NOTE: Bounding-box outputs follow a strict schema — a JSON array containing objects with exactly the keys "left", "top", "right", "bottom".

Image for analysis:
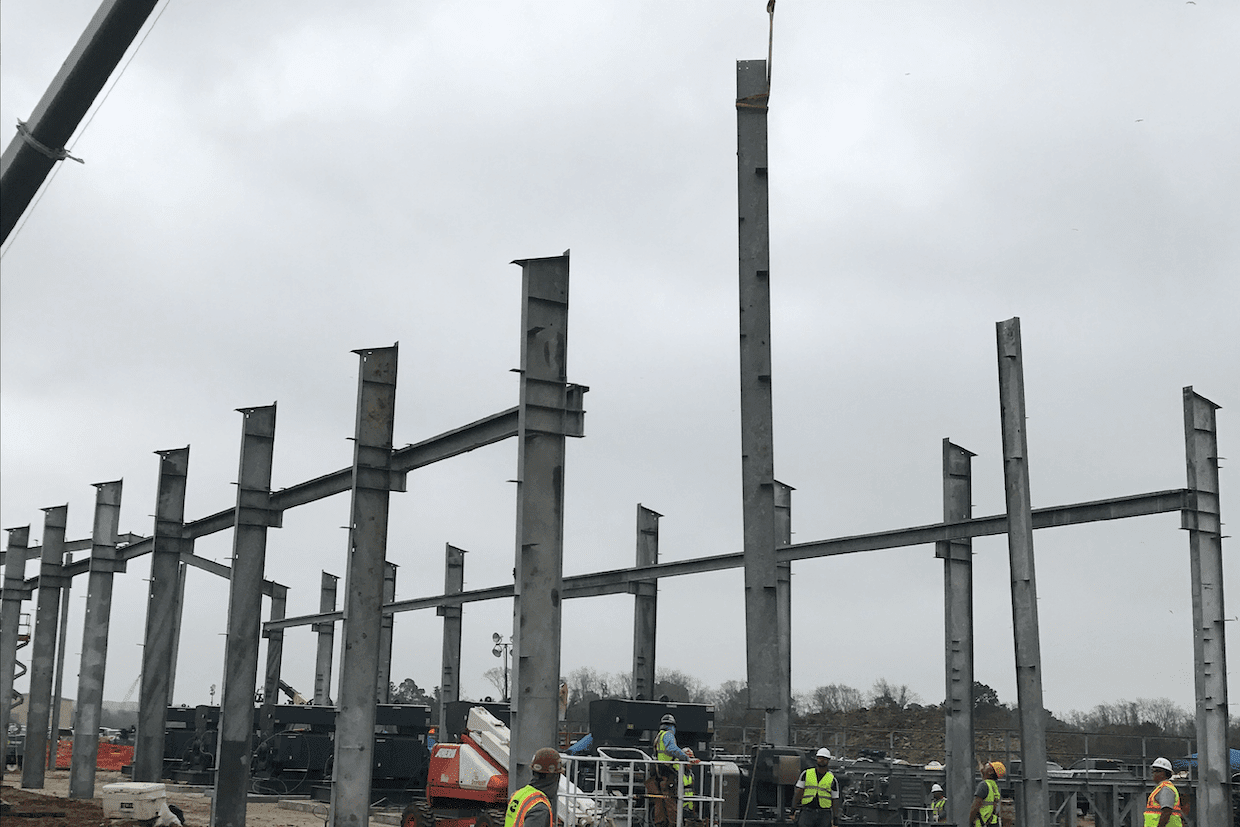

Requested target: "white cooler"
[{"left": 101, "top": 781, "right": 167, "bottom": 820}]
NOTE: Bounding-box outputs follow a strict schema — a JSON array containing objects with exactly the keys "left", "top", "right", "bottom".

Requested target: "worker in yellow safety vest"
[
  {"left": 792, "top": 748, "right": 839, "bottom": 827},
  {"left": 1144, "top": 757, "right": 1184, "bottom": 827},
  {"left": 930, "top": 783, "right": 946, "bottom": 822},
  {"left": 506, "top": 748, "right": 562, "bottom": 827},
  {"left": 968, "top": 761, "right": 1004, "bottom": 827},
  {"left": 649, "top": 714, "right": 699, "bottom": 827}
]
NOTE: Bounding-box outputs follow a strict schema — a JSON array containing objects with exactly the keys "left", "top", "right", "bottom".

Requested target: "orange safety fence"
[{"left": 52, "top": 739, "right": 135, "bottom": 771}]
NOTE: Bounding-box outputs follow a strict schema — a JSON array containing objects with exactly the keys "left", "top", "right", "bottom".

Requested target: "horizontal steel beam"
[
  {"left": 14, "top": 408, "right": 521, "bottom": 590},
  {"left": 264, "top": 488, "right": 1190, "bottom": 631}
]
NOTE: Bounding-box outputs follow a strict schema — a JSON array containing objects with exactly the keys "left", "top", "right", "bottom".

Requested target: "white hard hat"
[
  {"left": 815, "top": 748, "right": 831, "bottom": 760},
  {"left": 931, "top": 784, "right": 943, "bottom": 793},
  {"left": 1152, "top": 757, "right": 1173, "bottom": 773}
]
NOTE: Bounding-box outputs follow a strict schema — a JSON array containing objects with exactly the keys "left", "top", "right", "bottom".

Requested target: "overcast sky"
[{"left": 2, "top": 1, "right": 1236, "bottom": 726}]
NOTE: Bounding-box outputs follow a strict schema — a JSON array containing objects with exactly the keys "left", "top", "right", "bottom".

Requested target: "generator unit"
[{"left": 588, "top": 698, "right": 715, "bottom": 755}]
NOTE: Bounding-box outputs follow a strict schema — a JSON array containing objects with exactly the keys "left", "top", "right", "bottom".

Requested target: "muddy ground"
[{"left": 3, "top": 767, "right": 404, "bottom": 826}]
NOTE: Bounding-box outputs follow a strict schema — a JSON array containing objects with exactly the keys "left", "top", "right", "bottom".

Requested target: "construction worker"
[
  {"left": 649, "top": 714, "right": 698, "bottom": 827},
  {"left": 505, "top": 747, "right": 561, "bottom": 827},
  {"left": 930, "top": 783, "right": 946, "bottom": 822},
  {"left": 680, "top": 748, "right": 698, "bottom": 821},
  {"left": 967, "top": 761, "right": 1004, "bottom": 827},
  {"left": 792, "top": 748, "right": 839, "bottom": 827},
  {"left": 1144, "top": 757, "right": 1184, "bottom": 827}
]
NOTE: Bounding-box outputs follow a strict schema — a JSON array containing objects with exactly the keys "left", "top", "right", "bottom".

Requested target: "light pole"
[{"left": 491, "top": 633, "right": 512, "bottom": 702}]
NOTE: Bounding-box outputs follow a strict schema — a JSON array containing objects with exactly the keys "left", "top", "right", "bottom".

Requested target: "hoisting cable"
[{"left": 737, "top": 0, "right": 776, "bottom": 111}]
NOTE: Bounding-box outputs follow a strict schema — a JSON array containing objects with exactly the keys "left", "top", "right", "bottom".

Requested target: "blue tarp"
[{"left": 1174, "top": 749, "right": 1240, "bottom": 773}]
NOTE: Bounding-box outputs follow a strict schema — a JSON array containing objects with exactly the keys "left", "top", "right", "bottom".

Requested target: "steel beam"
[
  {"left": 22, "top": 504, "right": 67, "bottom": 789},
  {"left": 439, "top": 545, "right": 465, "bottom": 726},
  {"left": 134, "top": 447, "right": 190, "bottom": 782},
  {"left": 0, "top": 526, "right": 31, "bottom": 768},
  {"left": 69, "top": 480, "right": 123, "bottom": 799},
  {"left": 509, "top": 253, "right": 574, "bottom": 791},
  {"left": 1182, "top": 387, "right": 1230, "bottom": 825},
  {"left": 0, "top": 0, "right": 159, "bottom": 242},
  {"left": 769, "top": 481, "right": 793, "bottom": 746},
  {"left": 265, "top": 487, "right": 1194, "bottom": 632},
  {"left": 938, "top": 440, "right": 976, "bottom": 827},
  {"left": 214, "top": 404, "right": 278, "bottom": 826},
  {"left": 313, "top": 572, "right": 338, "bottom": 705},
  {"left": 332, "top": 345, "right": 399, "bottom": 827},
  {"left": 377, "top": 562, "right": 397, "bottom": 703},
  {"left": 995, "top": 318, "right": 1048, "bottom": 826},
  {"left": 736, "top": 59, "right": 781, "bottom": 716},
  {"left": 631, "top": 506, "right": 660, "bottom": 701}
]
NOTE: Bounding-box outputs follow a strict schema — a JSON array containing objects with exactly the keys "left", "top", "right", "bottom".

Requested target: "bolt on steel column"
[
  {"left": 736, "top": 60, "right": 783, "bottom": 723},
  {"left": 509, "top": 253, "right": 575, "bottom": 790},
  {"left": 213, "top": 405, "right": 278, "bottom": 827},
  {"left": 631, "top": 506, "right": 660, "bottom": 702},
  {"left": 1182, "top": 387, "right": 1230, "bottom": 826},
  {"left": 314, "top": 571, "right": 338, "bottom": 705},
  {"left": 938, "top": 440, "right": 976, "bottom": 827},
  {"left": 0, "top": 526, "right": 31, "bottom": 767},
  {"left": 332, "top": 345, "right": 399, "bottom": 827},
  {"left": 70, "top": 480, "right": 123, "bottom": 799},
  {"left": 22, "top": 504, "right": 68, "bottom": 789},
  {"left": 994, "top": 318, "right": 1048, "bottom": 826},
  {"left": 439, "top": 545, "right": 466, "bottom": 728},
  {"left": 134, "top": 446, "right": 190, "bottom": 783}
]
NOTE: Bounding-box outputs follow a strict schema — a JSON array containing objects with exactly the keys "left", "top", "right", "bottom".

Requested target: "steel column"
[
  {"left": 1182, "top": 387, "right": 1230, "bottom": 825},
  {"left": 509, "top": 253, "right": 575, "bottom": 790},
  {"left": 631, "top": 506, "right": 660, "bottom": 701},
  {"left": 213, "top": 404, "right": 278, "bottom": 827},
  {"left": 332, "top": 345, "right": 399, "bottom": 827},
  {"left": 995, "top": 318, "right": 1048, "bottom": 825},
  {"left": 736, "top": 59, "right": 781, "bottom": 718},
  {"left": 22, "top": 504, "right": 67, "bottom": 788},
  {"left": 263, "top": 584, "right": 287, "bottom": 710},
  {"left": 134, "top": 446, "right": 190, "bottom": 782},
  {"left": 1, "top": 526, "right": 31, "bottom": 767},
  {"left": 439, "top": 545, "right": 466, "bottom": 727},
  {"left": 938, "top": 440, "right": 976, "bottom": 826},
  {"left": 377, "top": 562, "right": 397, "bottom": 703},
  {"left": 314, "top": 572, "right": 338, "bottom": 705},
  {"left": 69, "top": 480, "right": 124, "bottom": 799},
  {"left": 0, "top": 0, "right": 159, "bottom": 242},
  {"left": 48, "top": 549, "right": 73, "bottom": 770},
  {"left": 168, "top": 559, "right": 187, "bottom": 701},
  {"left": 770, "top": 481, "right": 793, "bottom": 746}
]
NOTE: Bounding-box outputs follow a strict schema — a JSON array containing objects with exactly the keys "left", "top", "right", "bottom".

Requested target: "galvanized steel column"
[
  {"left": 994, "top": 318, "right": 1048, "bottom": 825},
  {"left": 631, "top": 506, "right": 660, "bottom": 701},
  {"left": 938, "top": 440, "right": 976, "bottom": 827},
  {"left": 263, "top": 584, "right": 287, "bottom": 710},
  {"left": 134, "top": 446, "right": 190, "bottom": 782},
  {"left": 377, "top": 562, "right": 397, "bottom": 703},
  {"left": 22, "top": 504, "right": 67, "bottom": 788},
  {"left": 1182, "top": 387, "right": 1230, "bottom": 825},
  {"left": 0, "top": 526, "right": 31, "bottom": 766},
  {"left": 332, "top": 345, "right": 399, "bottom": 827},
  {"left": 314, "top": 572, "right": 338, "bottom": 705},
  {"left": 69, "top": 480, "right": 124, "bottom": 799},
  {"left": 48, "top": 549, "right": 73, "bottom": 770},
  {"left": 213, "top": 404, "right": 278, "bottom": 826},
  {"left": 168, "top": 559, "right": 187, "bottom": 702},
  {"left": 510, "top": 253, "right": 573, "bottom": 789},
  {"left": 736, "top": 60, "right": 782, "bottom": 720},
  {"left": 770, "top": 481, "right": 793, "bottom": 746},
  {"left": 439, "top": 545, "right": 466, "bottom": 726}
]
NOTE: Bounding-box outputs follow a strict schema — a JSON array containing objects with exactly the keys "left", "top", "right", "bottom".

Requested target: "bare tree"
[
  {"left": 811, "top": 684, "right": 865, "bottom": 713},
  {"left": 869, "top": 678, "right": 920, "bottom": 709}
]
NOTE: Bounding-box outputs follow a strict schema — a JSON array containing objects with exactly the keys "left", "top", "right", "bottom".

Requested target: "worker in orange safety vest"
[{"left": 1143, "top": 757, "right": 1184, "bottom": 827}]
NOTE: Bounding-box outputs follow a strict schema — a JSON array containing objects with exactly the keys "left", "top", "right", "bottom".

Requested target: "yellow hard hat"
[{"left": 990, "top": 761, "right": 1006, "bottom": 779}]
